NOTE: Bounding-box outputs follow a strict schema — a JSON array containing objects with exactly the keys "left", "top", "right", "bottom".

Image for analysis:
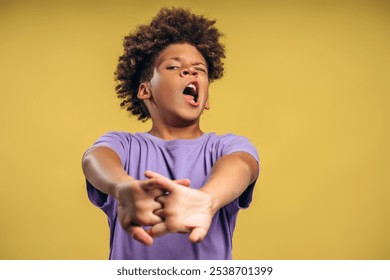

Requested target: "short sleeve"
[
  {"left": 218, "top": 134, "right": 260, "bottom": 210},
  {"left": 84, "top": 131, "right": 130, "bottom": 216},
  {"left": 86, "top": 131, "right": 130, "bottom": 166}
]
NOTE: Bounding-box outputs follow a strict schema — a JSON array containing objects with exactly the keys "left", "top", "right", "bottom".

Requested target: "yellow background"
[{"left": 1, "top": 0, "right": 389, "bottom": 259}]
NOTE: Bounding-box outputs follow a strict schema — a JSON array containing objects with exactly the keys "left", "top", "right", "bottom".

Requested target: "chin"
[{"left": 174, "top": 113, "right": 202, "bottom": 125}]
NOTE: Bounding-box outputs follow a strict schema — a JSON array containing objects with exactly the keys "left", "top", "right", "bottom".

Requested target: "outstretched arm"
[
  {"left": 146, "top": 151, "right": 259, "bottom": 242},
  {"left": 82, "top": 146, "right": 190, "bottom": 245},
  {"left": 200, "top": 151, "right": 259, "bottom": 216}
]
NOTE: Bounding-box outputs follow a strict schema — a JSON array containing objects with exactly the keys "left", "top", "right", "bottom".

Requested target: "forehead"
[{"left": 156, "top": 43, "right": 206, "bottom": 65}]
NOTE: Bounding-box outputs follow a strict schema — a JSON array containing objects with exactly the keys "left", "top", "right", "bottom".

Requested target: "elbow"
[
  {"left": 234, "top": 152, "right": 259, "bottom": 184},
  {"left": 81, "top": 149, "right": 94, "bottom": 176}
]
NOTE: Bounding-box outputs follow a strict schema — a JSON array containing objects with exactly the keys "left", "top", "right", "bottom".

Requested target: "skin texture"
[
  {"left": 138, "top": 43, "right": 210, "bottom": 139},
  {"left": 82, "top": 43, "right": 258, "bottom": 245}
]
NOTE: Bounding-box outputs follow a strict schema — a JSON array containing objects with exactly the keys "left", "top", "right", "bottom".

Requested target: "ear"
[
  {"left": 137, "top": 82, "right": 152, "bottom": 100},
  {"left": 205, "top": 99, "right": 210, "bottom": 110}
]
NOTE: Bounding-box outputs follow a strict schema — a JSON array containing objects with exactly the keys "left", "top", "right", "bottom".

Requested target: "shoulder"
[
  {"left": 94, "top": 131, "right": 147, "bottom": 144},
  {"left": 92, "top": 131, "right": 162, "bottom": 151},
  {"left": 205, "top": 132, "right": 254, "bottom": 146},
  {"left": 94, "top": 131, "right": 131, "bottom": 141},
  {"left": 205, "top": 132, "right": 259, "bottom": 160},
  {"left": 90, "top": 131, "right": 151, "bottom": 165},
  {"left": 90, "top": 131, "right": 141, "bottom": 153}
]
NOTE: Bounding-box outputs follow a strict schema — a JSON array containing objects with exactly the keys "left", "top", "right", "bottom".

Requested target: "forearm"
[
  {"left": 82, "top": 146, "right": 132, "bottom": 198},
  {"left": 200, "top": 152, "right": 259, "bottom": 215}
]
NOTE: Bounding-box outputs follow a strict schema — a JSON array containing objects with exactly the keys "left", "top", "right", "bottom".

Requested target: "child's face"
[{"left": 141, "top": 43, "right": 210, "bottom": 125}]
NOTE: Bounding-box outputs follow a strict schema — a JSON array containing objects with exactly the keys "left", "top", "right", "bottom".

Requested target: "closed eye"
[
  {"left": 167, "top": 65, "right": 180, "bottom": 70},
  {"left": 195, "top": 67, "right": 207, "bottom": 73}
]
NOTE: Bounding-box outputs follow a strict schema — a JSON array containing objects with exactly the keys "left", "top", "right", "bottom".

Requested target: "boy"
[{"left": 82, "top": 7, "right": 259, "bottom": 260}]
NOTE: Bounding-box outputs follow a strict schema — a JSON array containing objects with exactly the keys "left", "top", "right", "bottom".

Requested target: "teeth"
[
  {"left": 183, "top": 83, "right": 198, "bottom": 103},
  {"left": 186, "top": 83, "right": 196, "bottom": 90}
]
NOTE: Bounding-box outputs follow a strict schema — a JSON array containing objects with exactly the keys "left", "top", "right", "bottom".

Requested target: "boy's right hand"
[{"left": 115, "top": 179, "right": 164, "bottom": 245}]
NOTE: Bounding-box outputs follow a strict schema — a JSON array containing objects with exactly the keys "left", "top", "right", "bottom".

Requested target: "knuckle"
[
  {"left": 134, "top": 213, "right": 145, "bottom": 224},
  {"left": 166, "top": 218, "right": 181, "bottom": 232},
  {"left": 134, "top": 213, "right": 152, "bottom": 226},
  {"left": 121, "top": 216, "right": 132, "bottom": 229}
]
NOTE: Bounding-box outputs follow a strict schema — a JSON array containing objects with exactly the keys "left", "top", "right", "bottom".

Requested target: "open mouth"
[{"left": 182, "top": 83, "right": 198, "bottom": 103}]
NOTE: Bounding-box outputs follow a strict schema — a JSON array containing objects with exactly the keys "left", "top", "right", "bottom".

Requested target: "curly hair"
[{"left": 115, "top": 7, "right": 226, "bottom": 121}]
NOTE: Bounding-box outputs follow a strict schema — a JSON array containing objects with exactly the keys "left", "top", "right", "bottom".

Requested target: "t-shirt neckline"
[{"left": 138, "top": 132, "right": 211, "bottom": 146}]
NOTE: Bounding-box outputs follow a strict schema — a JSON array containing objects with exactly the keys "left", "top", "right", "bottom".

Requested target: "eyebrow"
[{"left": 168, "top": 57, "right": 207, "bottom": 67}]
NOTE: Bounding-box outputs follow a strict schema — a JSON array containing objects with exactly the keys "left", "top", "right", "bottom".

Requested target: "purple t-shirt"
[{"left": 86, "top": 131, "right": 259, "bottom": 260}]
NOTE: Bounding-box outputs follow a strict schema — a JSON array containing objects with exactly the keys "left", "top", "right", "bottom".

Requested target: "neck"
[{"left": 148, "top": 122, "right": 204, "bottom": 140}]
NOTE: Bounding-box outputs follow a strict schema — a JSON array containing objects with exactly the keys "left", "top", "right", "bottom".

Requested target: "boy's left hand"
[{"left": 144, "top": 170, "right": 213, "bottom": 243}]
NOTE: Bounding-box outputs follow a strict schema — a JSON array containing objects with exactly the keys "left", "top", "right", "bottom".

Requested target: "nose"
[{"left": 180, "top": 65, "right": 198, "bottom": 77}]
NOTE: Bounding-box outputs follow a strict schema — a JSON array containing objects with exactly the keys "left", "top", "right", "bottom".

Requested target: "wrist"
[
  {"left": 199, "top": 187, "right": 220, "bottom": 217},
  {"left": 113, "top": 176, "right": 135, "bottom": 199}
]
